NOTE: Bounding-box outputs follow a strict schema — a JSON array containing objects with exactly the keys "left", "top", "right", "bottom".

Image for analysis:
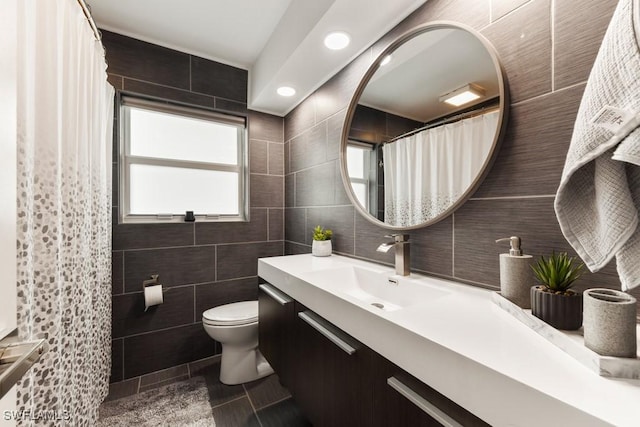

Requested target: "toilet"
[{"left": 202, "top": 300, "right": 273, "bottom": 385}]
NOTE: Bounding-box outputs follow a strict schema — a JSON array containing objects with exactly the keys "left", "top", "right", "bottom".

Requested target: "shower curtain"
[
  {"left": 16, "top": 0, "right": 114, "bottom": 425},
  {"left": 383, "top": 110, "right": 498, "bottom": 226}
]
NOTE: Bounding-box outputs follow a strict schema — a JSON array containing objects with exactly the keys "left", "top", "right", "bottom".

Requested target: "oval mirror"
[{"left": 340, "top": 22, "right": 509, "bottom": 230}]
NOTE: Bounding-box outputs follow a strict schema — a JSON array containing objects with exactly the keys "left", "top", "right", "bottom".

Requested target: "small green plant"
[
  {"left": 312, "top": 225, "right": 333, "bottom": 241},
  {"left": 531, "top": 251, "right": 584, "bottom": 294}
]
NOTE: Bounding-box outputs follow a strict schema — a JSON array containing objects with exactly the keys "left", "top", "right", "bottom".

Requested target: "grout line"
[
  {"left": 135, "top": 376, "right": 140, "bottom": 394},
  {"left": 353, "top": 208, "right": 357, "bottom": 254},
  {"left": 251, "top": 172, "right": 285, "bottom": 177},
  {"left": 480, "top": 0, "right": 535, "bottom": 30},
  {"left": 550, "top": 0, "right": 556, "bottom": 92},
  {"left": 243, "top": 384, "right": 263, "bottom": 427},
  {"left": 488, "top": 0, "right": 493, "bottom": 23},
  {"left": 116, "top": 239, "right": 281, "bottom": 253},
  {"left": 186, "top": 361, "right": 191, "bottom": 379},
  {"left": 469, "top": 194, "right": 555, "bottom": 201},
  {"left": 511, "top": 80, "right": 587, "bottom": 107},
  {"left": 209, "top": 395, "right": 248, "bottom": 411},
  {"left": 255, "top": 395, "right": 292, "bottom": 412},
  {"left": 266, "top": 209, "right": 270, "bottom": 241},
  {"left": 452, "top": 213, "right": 456, "bottom": 277}
]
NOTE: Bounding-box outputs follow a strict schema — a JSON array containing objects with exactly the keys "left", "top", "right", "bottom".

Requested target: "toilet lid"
[{"left": 202, "top": 301, "right": 258, "bottom": 326}]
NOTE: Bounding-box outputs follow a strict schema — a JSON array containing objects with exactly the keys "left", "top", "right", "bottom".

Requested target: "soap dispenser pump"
[{"left": 495, "top": 236, "right": 533, "bottom": 308}]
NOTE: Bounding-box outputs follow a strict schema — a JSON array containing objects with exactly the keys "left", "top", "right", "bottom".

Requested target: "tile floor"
[{"left": 98, "top": 358, "right": 310, "bottom": 426}]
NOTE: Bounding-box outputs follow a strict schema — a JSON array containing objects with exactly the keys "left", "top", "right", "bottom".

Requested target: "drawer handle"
[
  {"left": 259, "top": 283, "right": 293, "bottom": 306},
  {"left": 387, "top": 376, "right": 463, "bottom": 427},
  {"left": 298, "top": 311, "right": 357, "bottom": 355}
]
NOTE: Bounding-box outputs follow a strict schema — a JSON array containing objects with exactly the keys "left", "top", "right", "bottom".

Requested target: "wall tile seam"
[
  {"left": 117, "top": 76, "right": 250, "bottom": 111},
  {"left": 469, "top": 194, "right": 556, "bottom": 201},
  {"left": 115, "top": 238, "right": 277, "bottom": 253},
  {"left": 288, "top": 203, "right": 354, "bottom": 209},
  {"left": 511, "top": 80, "right": 586, "bottom": 108},
  {"left": 250, "top": 171, "right": 285, "bottom": 177},
  {"left": 202, "top": 239, "right": 282, "bottom": 247},
  {"left": 266, "top": 209, "right": 270, "bottom": 241},
  {"left": 550, "top": 0, "right": 556, "bottom": 92},
  {"left": 116, "top": 277, "right": 263, "bottom": 297},
  {"left": 116, "top": 282, "right": 199, "bottom": 296},
  {"left": 286, "top": 159, "right": 339, "bottom": 175},
  {"left": 117, "top": 321, "right": 207, "bottom": 340},
  {"left": 482, "top": 0, "right": 536, "bottom": 29},
  {"left": 189, "top": 56, "right": 192, "bottom": 91},
  {"left": 452, "top": 212, "right": 456, "bottom": 277},
  {"left": 248, "top": 137, "right": 285, "bottom": 144},
  {"left": 284, "top": 107, "right": 347, "bottom": 144},
  {"left": 119, "top": 76, "right": 210, "bottom": 97}
]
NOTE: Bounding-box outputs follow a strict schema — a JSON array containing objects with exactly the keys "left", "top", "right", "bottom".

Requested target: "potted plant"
[
  {"left": 312, "top": 225, "right": 333, "bottom": 257},
  {"left": 530, "top": 252, "right": 584, "bottom": 330}
]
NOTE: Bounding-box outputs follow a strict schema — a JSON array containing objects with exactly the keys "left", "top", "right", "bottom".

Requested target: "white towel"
[{"left": 555, "top": 0, "right": 640, "bottom": 291}]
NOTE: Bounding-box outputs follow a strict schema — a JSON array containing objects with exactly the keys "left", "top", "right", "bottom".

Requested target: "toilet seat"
[{"left": 202, "top": 301, "right": 258, "bottom": 326}]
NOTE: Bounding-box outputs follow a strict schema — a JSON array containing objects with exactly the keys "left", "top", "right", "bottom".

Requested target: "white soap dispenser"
[{"left": 495, "top": 236, "right": 533, "bottom": 309}]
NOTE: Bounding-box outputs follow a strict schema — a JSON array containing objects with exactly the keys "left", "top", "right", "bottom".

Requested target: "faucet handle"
[{"left": 384, "top": 234, "right": 409, "bottom": 242}]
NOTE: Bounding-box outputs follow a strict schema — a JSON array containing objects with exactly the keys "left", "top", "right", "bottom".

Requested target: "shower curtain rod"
[
  {"left": 77, "top": 0, "right": 101, "bottom": 41},
  {"left": 384, "top": 103, "right": 500, "bottom": 145}
]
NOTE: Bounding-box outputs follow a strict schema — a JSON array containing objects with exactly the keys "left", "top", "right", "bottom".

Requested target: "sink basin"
[{"left": 301, "top": 266, "right": 449, "bottom": 311}]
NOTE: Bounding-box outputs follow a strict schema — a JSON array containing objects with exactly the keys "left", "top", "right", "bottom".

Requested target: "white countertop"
[{"left": 258, "top": 254, "right": 640, "bottom": 427}]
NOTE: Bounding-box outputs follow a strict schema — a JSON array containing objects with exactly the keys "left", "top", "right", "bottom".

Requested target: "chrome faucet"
[{"left": 376, "top": 234, "right": 410, "bottom": 276}]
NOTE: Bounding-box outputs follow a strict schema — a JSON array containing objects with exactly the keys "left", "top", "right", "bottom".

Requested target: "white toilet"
[{"left": 202, "top": 300, "right": 273, "bottom": 385}]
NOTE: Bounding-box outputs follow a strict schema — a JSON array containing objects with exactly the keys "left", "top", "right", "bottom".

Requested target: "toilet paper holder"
[
  {"left": 143, "top": 274, "right": 164, "bottom": 312},
  {"left": 142, "top": 274, "right": 161, "bottom": 289}
]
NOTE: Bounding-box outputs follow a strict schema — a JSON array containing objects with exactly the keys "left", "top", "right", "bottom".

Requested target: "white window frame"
[
  {"left": 347, "top": 141, "right": 373, "bottom": 210},
  {"left": 119, "top": 95, "right": 249, "bottom": 223}
]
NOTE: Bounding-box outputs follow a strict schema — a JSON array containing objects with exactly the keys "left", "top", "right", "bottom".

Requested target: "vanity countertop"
[{"left": 258, "top": 254, "right": 640, "bottom": 427}]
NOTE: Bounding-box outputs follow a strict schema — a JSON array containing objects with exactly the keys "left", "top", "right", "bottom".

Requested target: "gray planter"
[
  {"left": 583, "top": 288, "right": 637, "bottom": 358},
  {"left": 530, "top": 286, "right": 583, "bottom": 330}
]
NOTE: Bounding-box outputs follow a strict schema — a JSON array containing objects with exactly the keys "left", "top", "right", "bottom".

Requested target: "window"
[
  {"left": 119, "top": 96, "right": 247, "bottom": 223},
  {"left": 346, "top": 144, "right": 371, "bottom": 208}
]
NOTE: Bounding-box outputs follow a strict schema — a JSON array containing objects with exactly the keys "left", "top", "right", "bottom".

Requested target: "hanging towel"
[{"left": 555, "top": 0, "right": 640, "bottom": 291}]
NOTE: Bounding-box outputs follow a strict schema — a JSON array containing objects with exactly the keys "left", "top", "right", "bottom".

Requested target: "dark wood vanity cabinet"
[
  {"left": 291, "top": 303, "right": 375, "bottom": 427},
  {"left": 258, "top": 281, "right": 489, "bottom": 427},
  {"left": 258, "top": 282, "right": 295, "bottom": 386}
]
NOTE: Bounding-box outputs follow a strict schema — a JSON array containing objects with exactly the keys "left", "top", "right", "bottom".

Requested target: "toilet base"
[{"left": 219, "top": 346, "right": 274, "bottom": 385}]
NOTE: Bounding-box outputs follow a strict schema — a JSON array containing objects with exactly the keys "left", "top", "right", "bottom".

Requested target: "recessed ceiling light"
[
  {"left": 439, "top": 83, "right": 485, "bottom": 107},
  {"left": 324, "top": 31, "right": 350, "bottom": 50},
  {"left": 380, "top": 55, "right": 392, "bottom": 66},
  {"left": 277, "top": 86, "right": 296, "bottom": 97}
]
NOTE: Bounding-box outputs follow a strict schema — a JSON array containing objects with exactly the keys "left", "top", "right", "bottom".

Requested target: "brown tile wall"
[
  {"left": 102, "top": 30, "right": 284, "bottom": 383},
  {"left": 283, "top": 0, "right": 640, "bottom": 305}
]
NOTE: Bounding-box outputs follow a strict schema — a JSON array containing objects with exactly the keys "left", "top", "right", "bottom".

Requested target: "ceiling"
[{"left": 89, "top": 0, "right": 428, "bottom": 117}]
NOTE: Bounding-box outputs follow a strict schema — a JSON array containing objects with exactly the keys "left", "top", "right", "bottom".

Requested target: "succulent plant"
[
  {"left": 531, "top": 251, "right": 584, "bottom": 294},
  {"left": 312, "top": 225, "right": 333, "bottom": 241}
]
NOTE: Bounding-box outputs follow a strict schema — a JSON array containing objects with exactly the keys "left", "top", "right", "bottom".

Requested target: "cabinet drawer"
[{"left": 258, "top": 282, "right": 294, "bottom": 386}]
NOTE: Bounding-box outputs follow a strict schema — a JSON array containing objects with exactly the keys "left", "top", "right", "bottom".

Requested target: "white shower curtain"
[
  {"left": 16, "top": 0, "right": 114, "bottom": 425},
  {"left": 383, "top": 110, "right": 498, "bottom": 226}
]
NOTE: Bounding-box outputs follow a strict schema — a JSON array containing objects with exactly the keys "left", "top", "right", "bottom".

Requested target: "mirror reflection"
[{"left": 343, "top": 24, "right": 506, "bottom": 229}]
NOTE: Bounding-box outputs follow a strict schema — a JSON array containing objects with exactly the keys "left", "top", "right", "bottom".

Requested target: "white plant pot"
[{"left": 312, "top": 240, "right": 332, "bottom": 257}]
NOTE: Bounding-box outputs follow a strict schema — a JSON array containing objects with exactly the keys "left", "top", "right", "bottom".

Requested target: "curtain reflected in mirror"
[{"left": 383, "top": 110, "right": 498, "bottom": 226}]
